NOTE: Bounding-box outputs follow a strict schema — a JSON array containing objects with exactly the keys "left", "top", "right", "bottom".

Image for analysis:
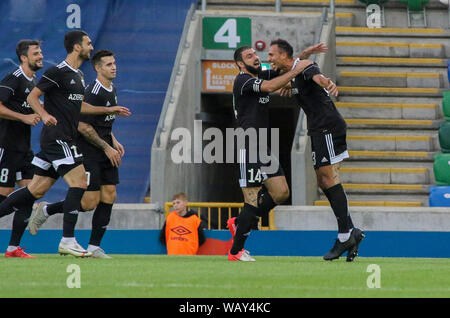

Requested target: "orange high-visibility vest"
[{"left": 165, "top": 211, "right": 201, "bottom": 255}]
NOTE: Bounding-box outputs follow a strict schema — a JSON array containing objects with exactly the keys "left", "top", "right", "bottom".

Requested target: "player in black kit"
[
  {"left": 0, "top": 31, "right": 130, "bottom": 258},
  {"left": 267, "top": 39, "right": 365, "bottom": 262},
  {"left": 227, "top": 46, "right": 314, "bottom": 261},
  {"left": 0, "top": 40, "right": 42, "bottom": 257},
  {"left": 28, "top": 50, "right": 124, "bottom": 259}
]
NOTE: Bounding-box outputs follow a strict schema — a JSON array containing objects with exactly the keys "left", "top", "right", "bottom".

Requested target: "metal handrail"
[
  {"left": 165, "top": 202, "right": 276, "bottom": 230},
  {"left": 155, "top": 3, "right": 196, "bottom": 147}
]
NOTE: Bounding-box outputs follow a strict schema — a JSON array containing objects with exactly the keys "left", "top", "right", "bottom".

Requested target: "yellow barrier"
[{"left": 164, "top": 202, "right": 276, "bottom": 230}]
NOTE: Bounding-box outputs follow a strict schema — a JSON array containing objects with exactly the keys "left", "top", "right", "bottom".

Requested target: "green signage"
[{"left": 202, "top": 17, "right": 252, "bottom": 50}]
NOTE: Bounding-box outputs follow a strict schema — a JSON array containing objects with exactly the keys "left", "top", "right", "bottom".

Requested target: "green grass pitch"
[{"left": 1, "top": 255, "right": 450, "bottom": 298}]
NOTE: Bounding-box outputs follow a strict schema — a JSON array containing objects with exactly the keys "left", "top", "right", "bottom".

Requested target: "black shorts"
[
  {"left": 0, "top": 148, "right": 34, "bottom": 187},
  {"left": 238, "top": 147, "right": 284, "bottom": 188},
  {"left": 32, "top": 140, "right": 83, "bottom": 178},
  {"left": 310, "top": 131, "right": 349, "bottom": 169},
  {"left": 84, "top": 159, "right": 119, "bottom": 191}
]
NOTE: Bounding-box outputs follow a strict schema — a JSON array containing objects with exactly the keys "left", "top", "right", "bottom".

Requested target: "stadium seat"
[
  {"left": 358, "top": 0, "right": 389, "bottom": 4},
  {"left": 399, "top": 0, "right": 428, "bottom": 10},
  {"left": 442, "top": 90, "right": 450, "bottom": 121},
  {"left": 438, "top": 122, "right": 450, "bottom": 153},
  {"left": 433, "top": 153, "right": 450, "bottom": 185},
  {"left": 429, "top": 186, "right": 450, "bottom": 207}
]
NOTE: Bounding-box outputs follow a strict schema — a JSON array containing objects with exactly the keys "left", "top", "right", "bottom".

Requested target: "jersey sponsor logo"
[
  {"left": 68, "top": 93, "right": 84, "bottom": 101},
  {"left": 105, "top": 114, "right": 116, "bottom": 122},
  {"left": 21, "top": 101, "right": 31, "bottom": 108},
  {"left": 258, "top": 96, "right": 269, "bottom": 104}
]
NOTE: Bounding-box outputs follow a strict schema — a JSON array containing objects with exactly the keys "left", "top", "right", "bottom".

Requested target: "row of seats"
[
  {"left": 359, "top": 0, "right": 428, "bottom": 10},
  {"left": 430, "top": 91, "right": 450, "bottom": 206}
]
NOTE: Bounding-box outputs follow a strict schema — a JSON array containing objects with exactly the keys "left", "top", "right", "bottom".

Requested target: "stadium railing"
[{"left": 164, "top": 202, "right": 276, "bottom": 230}]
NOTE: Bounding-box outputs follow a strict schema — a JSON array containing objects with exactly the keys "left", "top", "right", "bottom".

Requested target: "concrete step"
[
  {"left": 347, "top": 150, "right": 436, "bottom": 161},
  {"left": 341, "top": 183, "right": 430, "bottom": 194},
  {"left": 344, "top": 118, "right": 443, "bottom": 129},
  {"left": 314, "top": 199, "right": 423, "bottom": 207},
  {"left": 336, "top": 40, "right": 445, "bottom": 58},
  {"left": 335, "top": 101, "right": 441, "bottom": 120},
  {"left": 346, "top": 134, "right": 437, "bottom": 151},
  {"left": 337, "top": 86, "right": 443, "bottom": 97},
  {"left": 338, "top": 166, "right": 430, "bottom": 184},
  {"left": 337, "top": 70, "right": 443, "bottom": 88},
  {"left": 335, "top": 26, "right": 450, "bottom": 38},
  {"left": 337, "top": 56, "right": 447, "bottom": 67}
]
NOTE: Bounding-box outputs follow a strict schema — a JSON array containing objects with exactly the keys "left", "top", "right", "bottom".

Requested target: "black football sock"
[
  {"left": 89, "top": 202, "right": 113, "bottom": 247},
  {"left": 46, "top": 201, "right": 64, "bottom": 215},
  {"left": 230, "top": 203, "right": 259, "bottom": 255},
  {"left": 323, "top": 183, "right": 351, "bottom": 234},
  {"left": 9, "top": 204, "right": 33, "bottom": 246},
  {"left": 257, "top": 185, "right": 277, "bottom": 217},
  {"left": 0, "top": 187, "right": 37, "bottom": 218},
  {"left": 62, "top": 187, "right": 85, "bottom": 238}
]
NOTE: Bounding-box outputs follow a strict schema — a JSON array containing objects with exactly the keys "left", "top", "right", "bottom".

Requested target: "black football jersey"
[
  {"left": 291, "top": 61, "right": 346, "bottom": 135},
  {"left": 0, "top": 67, "right": 37, "bottom": 152},
  {"left": 36, "top": 61, "right": 86, "bottom": 147},
  {"left": 77, "top": 79, "right": 118, "bottom": 161},
  {"left": 232, "top": 69, "right": 279, "bottom": 131}
]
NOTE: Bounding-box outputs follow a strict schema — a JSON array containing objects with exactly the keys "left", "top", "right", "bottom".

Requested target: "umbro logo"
[
  {"left": 170, "top": 226, "right": 191, "bottom": 236},
  {"left": 70, "top": 79, "right": 76, "bottom": 85},
  {"left": 321, "top": 157, "right": 329, "bottom": 163}
]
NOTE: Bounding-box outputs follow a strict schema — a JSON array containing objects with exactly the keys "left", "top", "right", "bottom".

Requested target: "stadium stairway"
[{"left": 321, "top": 2, "right": 450, "bottom": 207}]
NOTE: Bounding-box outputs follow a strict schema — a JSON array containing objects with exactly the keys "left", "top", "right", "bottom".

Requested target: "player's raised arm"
[
  {"left": 312, "top": 74, "right": 338, "bottom": 97},
  {"left": 81, "top": 101, "right": 131, "bottom": 116},
  {"left": 296, "top": 43, "right": 328, "bottom": 60},
  {"left": 27, "top": 86, "right": 57, "bottom": 126},
  {"left": 260, "top": 59, "right": 312, "bottom": 93}
]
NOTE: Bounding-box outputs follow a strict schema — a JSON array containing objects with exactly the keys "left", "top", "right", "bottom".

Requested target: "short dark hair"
[
  {"left": 64, "top": 30, "right": 88, "bottom": 54},
  {"left": 16, "top": 39, "right": 41, "bottom": 62},
  {"left": 91, "top": 50, "right": 114, "bottom": 69},
  {"left": 270, "top": 39, "right": 293, "bottom": 58},
  {"left": 233, "top": 46, "right": 252, "bottom": 63}
]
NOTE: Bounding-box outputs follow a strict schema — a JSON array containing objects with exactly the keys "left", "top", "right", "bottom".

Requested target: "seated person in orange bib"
[{"left": 159, "top": 193, "right": 206, "bottom": 255}]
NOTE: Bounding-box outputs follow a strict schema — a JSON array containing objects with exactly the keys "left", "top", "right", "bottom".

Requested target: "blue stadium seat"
[{"left": 429, "top": 186, "right": 450, "bottom": 207}]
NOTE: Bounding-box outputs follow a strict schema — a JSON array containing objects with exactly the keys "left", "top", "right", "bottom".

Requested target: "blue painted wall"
[
  {"left": 0, "top": 0, "right": 197, "bottom": 203},
  {"left": 2, "top": 229, "right": 450, "bottom": 258}
]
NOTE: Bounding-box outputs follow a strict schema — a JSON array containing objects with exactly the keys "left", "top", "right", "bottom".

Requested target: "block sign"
[
  {"left": 202, "top": 17, "right": 251, "bottom": 50},
  {"left": 202, "top": 60, "right": 239, "bottom": 92}
]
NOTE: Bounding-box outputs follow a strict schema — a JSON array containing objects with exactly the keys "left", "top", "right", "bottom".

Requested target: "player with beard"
[
  {"left": 227, "top": 46, "right": 313, "bottom": 261},
  {"left": 0, "top": 30, "right": 131, "bottom": 258},
  {"left": 28, "top": 50, "right": 125, "bottom": 259},
  {"left": 267, "top": 39, "right": 365, "bottom": 262},
  {"left": 0, "top": 40, "right": 42, "bottom": 257}
]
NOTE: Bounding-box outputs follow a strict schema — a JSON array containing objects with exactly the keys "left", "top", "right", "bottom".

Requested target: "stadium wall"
[{"left": 1, "top": 205, "right": 450, "bottom": 257}]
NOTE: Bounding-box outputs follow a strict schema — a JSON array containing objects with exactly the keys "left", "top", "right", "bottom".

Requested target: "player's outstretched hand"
[
  {"left": 324, "top": 77, "right": 338, "bottom": 97},
  {"left": 110, "top": 106, "right": 131, "bottom": 117},
  {"left": 309, "top": 43, "right": 328, "bottom": 55},
  {"left": 23, "top": 113, "right": 41, "bottom": 126},
  {"left": 42, "top": 113, "right": 57, "bottom": 126}
]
